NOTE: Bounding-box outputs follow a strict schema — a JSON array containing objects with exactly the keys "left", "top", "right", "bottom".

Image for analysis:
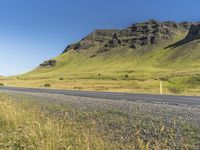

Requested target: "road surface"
[{"left": 0, "top": 86, "right": 200, "bottom": 105}]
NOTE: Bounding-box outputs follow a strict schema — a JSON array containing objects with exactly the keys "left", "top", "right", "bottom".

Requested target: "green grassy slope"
[
  {"left": 25, "top": 31, "right": 190, "bottom": 79},
  {"left": 2, "top": 29, "right": 200, "bottom": 94}
]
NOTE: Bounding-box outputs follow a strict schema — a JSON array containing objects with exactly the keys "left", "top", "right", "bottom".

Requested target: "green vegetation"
[
  {"left": 44, "top": 83, "right": 51, "bottom": 87},
  {"left": 0, "top": 93, "right": 199, "bottom": 149},
  {"left": 167, "top": 82, "right": 185, "bottom": 94},
  {"left": 59, "top": 77, "right": 64, "bottom": 80},
  {"left": 1, "top": 30, "right": 200, "bottom": 95}
]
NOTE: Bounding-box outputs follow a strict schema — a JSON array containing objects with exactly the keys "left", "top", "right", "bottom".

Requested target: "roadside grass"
[
  {"left": 0, "top": 94, "right": 113, "bottom": 150},
  {"left": 3, "top": 76, "right": 200, "bottom": 95},
  {"left": 2, "top": 32, "right": 200, "bottom": 95},
  {"left": 0, "top": 93, "right": 199, "bottom": 149}
]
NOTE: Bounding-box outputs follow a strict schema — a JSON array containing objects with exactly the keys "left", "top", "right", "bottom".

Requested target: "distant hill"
[{"left": 6, "top": 20, "right": 200, "bottom": 94}]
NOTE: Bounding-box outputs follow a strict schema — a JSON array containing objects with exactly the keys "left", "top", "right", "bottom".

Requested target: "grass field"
[
  {"left": 0, "top": 93, "right": 199, "bottom": 149},
  {"left": 2, "top": 30, "right": 200, "bottom": 95}
]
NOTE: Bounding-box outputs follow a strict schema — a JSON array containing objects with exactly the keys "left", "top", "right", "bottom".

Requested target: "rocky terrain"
[
  {"left": 166, "top": 23, "right": 200, "bottom": 48},
  {"left": 39, "top": 59, "right": 57, "bottom": 68},
  {"left": 62, "top": 20, "right": 194, "bottom": 53}
]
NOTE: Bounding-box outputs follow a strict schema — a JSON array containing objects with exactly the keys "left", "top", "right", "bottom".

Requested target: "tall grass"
[
  {"left": 0, "top": 95, "right": 113, "bottom": 150},
  {"left": 0, "top": 94, "right": 199, "bottom": 149}
]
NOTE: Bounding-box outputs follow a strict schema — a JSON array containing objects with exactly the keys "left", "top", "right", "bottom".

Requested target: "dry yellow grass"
[
  {"left": 0, "top": 93, "right": 199, "bottom": 149},
  {"left": 0, "top": 94, "right": 115, "bottom": 150}
]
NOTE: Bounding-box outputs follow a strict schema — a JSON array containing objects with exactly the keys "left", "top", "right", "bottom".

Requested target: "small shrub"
[
  {"left": 167, "top": 82, "right": 184, "bottom": 94},
  {"left": 185, "top": 76, "right": 200, "bottom": 88},
  {"left": 159, "top": 77, "right": 169, "bottom": 82},
  {"left": 0, "top": 83, "right": 4, "bottom": 86},
  {"left": 124, "top": 74, "right": 129, "bottom": 79},
  {"left": 59, "top": 77, "right": 64, "bottom": 80},
  {"left": 44, "top": 83, "right": 51, "bottom": 87},
  {"left": 74, "top": 86, "right": 83, "bottom": 90}
]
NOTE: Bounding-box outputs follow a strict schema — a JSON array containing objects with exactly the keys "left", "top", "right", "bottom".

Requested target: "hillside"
[{"left": 2, "top": 20, "right": 200, "bottom": 94}]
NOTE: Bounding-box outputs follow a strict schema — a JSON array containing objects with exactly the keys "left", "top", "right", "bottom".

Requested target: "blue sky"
[{"left": 0, "top": 0, "right": 200, "bottom": 76}]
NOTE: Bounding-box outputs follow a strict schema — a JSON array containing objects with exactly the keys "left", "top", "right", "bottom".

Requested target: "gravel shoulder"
[{"left": 1, "top": 90, "right": 200, "bottom": 128}]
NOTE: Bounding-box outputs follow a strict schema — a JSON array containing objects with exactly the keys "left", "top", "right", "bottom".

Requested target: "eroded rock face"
[
  {"left": 39, "top": 60, "right": 57, "bottom": 68},
  {"left": 118, "top": 20, "right": 189, "bottom": 49},
  {"left": 62, "top": 20, "right": 194, "bottom": 53},
  {"left": 105, "top": 34, "right": 121, "bottom": 48},
  {"left": 63, "top": 29, "right": 119, "bottom": 53},
  {"left": 186, "top": 24, "right": 200, "bottom": 40},
  {"left": 63, "top": 40, "right": 94, "bottom": 51}
]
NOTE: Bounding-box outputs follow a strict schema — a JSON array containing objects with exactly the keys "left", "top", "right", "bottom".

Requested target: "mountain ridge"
[{"left": 62, "top": 20, "right": 193, "bottom": 53}]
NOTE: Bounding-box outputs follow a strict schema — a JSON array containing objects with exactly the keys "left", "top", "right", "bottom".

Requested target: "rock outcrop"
[
  {"left": 39, "top": 60, "right": 57, "bottom": 68},
  {"left": 185, "top": 24, "right": 200, "bottom": 40},
  {"left": 105, "top": 33, "right": 121, "bottom": 48},
  {"left": 165, "top": 22, "right": 200, "bottom": 49},
  {"left": 63, "top": 29, "right": 119, "bottom": 52},
  {"left": 63, "top": 20, "right": 197, "bottom": 53}
]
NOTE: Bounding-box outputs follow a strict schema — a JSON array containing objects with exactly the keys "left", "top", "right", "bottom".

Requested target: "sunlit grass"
[
  {"left": 0, "top": 95, "right": 113, "bottom": 149},
  {"left": 2, "top": 32, "right": 200, "bottom": 95},
  {"left": 0, "top": 94, "right": 199, "bottom": 149}
]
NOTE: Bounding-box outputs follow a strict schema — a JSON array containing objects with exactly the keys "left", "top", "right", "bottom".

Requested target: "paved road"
[{"left": 0, "top": 86, "right": 200, "bottom": 105}]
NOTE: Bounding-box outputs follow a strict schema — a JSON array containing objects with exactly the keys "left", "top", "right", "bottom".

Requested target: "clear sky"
[{"left": 0, "top": 0, "right": 200, "bottom": 76}]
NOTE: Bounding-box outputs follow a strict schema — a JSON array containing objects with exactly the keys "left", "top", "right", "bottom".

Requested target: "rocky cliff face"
[
  {"left": 186, "top": 24, "right": 200, "bottom": 40},
  {"left": 165, "top": 22, "right": 200, "bottom": 49},
  {"left": 63, "top": 20, "right": 193, "bottom": 53},
  {"left": 63, "top": 29, "right": 120, "bottom": 52}
]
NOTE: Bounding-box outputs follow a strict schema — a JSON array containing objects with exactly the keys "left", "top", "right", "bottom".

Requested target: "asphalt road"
[{"left": 0, "top": 86, "right": 200, "bottom": 105}]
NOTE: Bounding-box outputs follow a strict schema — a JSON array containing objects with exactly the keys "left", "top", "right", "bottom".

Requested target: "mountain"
[
  {"left": 6, "top": 20, "right": 200, "bottom": 94},
  {"left": 63, "top": 20, "right": 191, "bottom": 53}
]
